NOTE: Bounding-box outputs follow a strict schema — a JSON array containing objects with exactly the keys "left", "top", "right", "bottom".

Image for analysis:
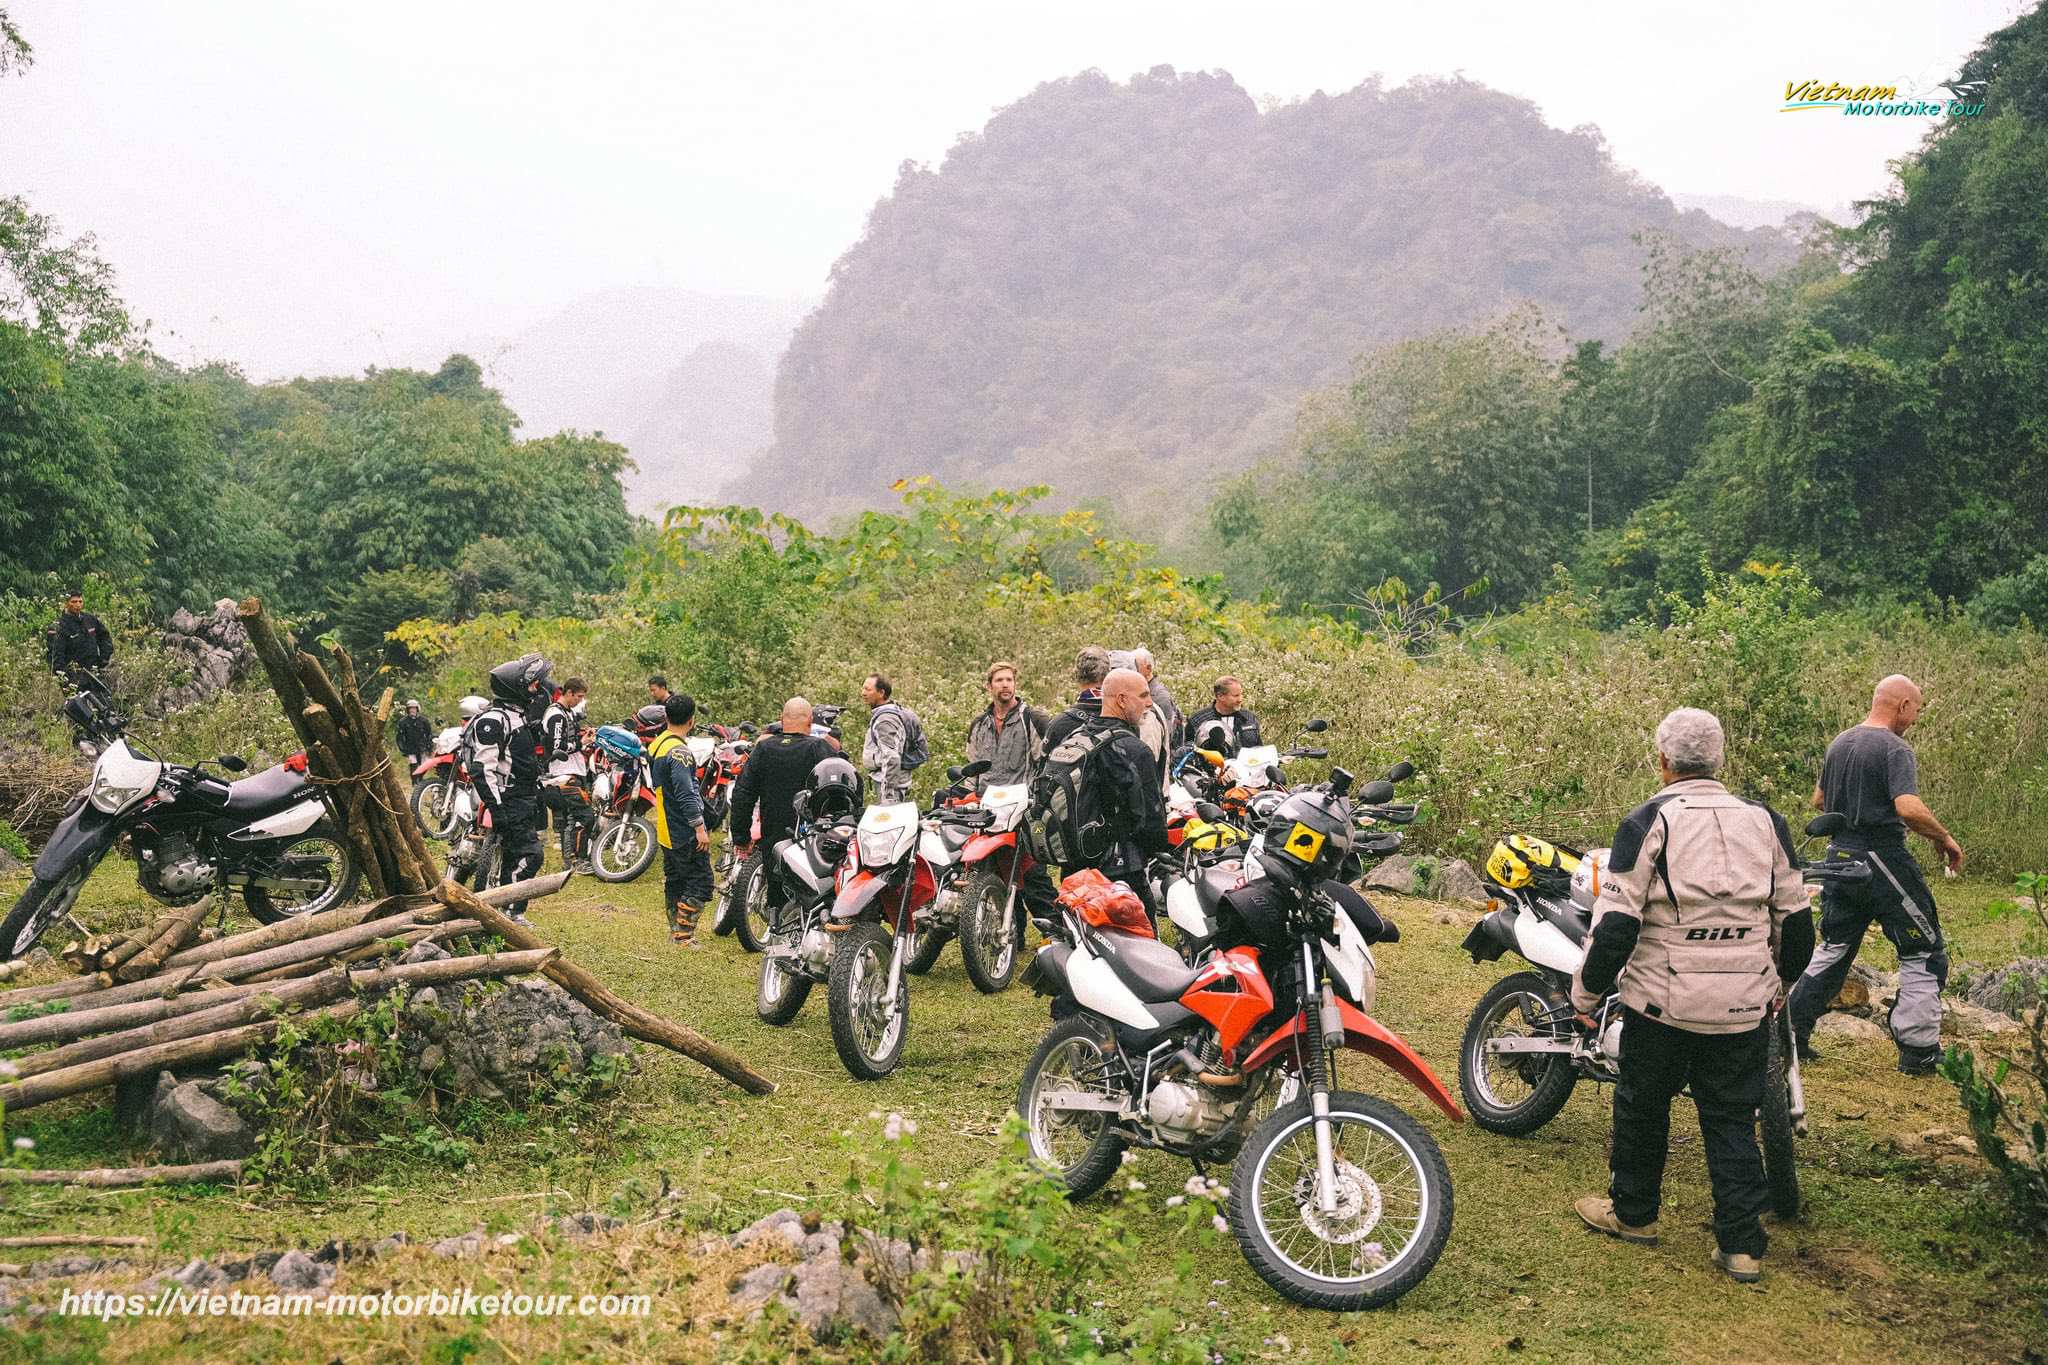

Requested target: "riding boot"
[{"left": 671, "top": 900, "right": 702, "bottom": 946}]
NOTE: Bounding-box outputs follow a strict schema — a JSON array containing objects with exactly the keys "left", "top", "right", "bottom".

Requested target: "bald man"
[
  {"left": 729, "top": 697, "right": 839, "bottom": 924},
  {"left": 1076, "top": 669, "right": 1172, "bottom": 921},
  {"left": 1788, "top": 674, "right": 1963, "bottom": 1075}
]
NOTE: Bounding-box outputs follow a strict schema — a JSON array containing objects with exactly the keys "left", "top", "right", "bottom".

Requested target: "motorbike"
[
  {"left": 753, "top": 787, "right": 863, "bottom": 1027},
  {"left": 948, "top": 775, "right": 1038, "bottom": 994},
  {"left": 2, "top": 734, "right": 361, "bottom": 958},
  {"left": 1171, "top": 719, "right": 1331, "bottom": 832},
  {"left": 1456, "top": 812, "right": 1869, "bottom": 1218},
  {"left": 586, "top": 726, "right": 659, "bottom": 884},
  {"left": 407, "top": 723, "right": 473, "bottom": 839},
  {"left": 701, "top": 723, "right": 755, "bottom": 835},
  {"left": 1016, "top": 765, "right": 1459, "bottom": 1311},
  {"left": 820, "top": 763, "right": 995, "bottom": 1080}
]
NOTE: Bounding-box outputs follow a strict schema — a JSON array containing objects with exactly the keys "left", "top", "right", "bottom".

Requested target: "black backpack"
[
  {"left": 874, "top": 703, "right": 929, "bottom": 771},
  {"left": 1025, "top": 724, "right": 1115, "bottom": 866}
]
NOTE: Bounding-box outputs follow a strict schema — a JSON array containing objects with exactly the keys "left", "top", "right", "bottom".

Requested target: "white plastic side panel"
[
  {"left": 1068, "top": 950, "right": 1173, "bottom": 1030},
  {"left": 1166, "top": 881, "right": 1211, "bottom": 939},
  {"left": 1320, "top": 913, "right": 1375, "bottom": 1009},
  {"left": 232, "top": 799, "right": 324, "bottom": 841},
  {"left": 1513, "top": 911, "right": 1586, "bottom": 976}
]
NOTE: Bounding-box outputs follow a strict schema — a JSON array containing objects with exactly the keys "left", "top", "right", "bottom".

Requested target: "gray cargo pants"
[{"left": 1788, "top": 842, "right": 1947, "bottom": 1053}]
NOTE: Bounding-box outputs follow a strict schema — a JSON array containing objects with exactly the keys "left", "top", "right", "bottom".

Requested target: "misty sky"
[{"left": 1, "top": 0, "right": 2032, "bottom": 382}]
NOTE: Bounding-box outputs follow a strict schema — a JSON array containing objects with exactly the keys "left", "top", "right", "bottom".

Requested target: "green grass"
[{"left": 1, "top": 847, "right": 2044, "bottom": 1362}]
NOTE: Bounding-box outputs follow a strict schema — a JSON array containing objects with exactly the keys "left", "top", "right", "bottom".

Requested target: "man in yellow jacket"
[{"left": 649, "top": 694, "right": 711, "bottom": 946}]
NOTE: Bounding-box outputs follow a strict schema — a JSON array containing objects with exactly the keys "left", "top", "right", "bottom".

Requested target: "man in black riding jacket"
[
  {"left": 1185, "top": 676, "right": 1260, "bottom": 756},
  {"left": 46, "top": 591, "right": 113, "bottom": 685},
  {"left": 1568, "top": 707, "right": 1815, "bottom": 1285},
  {"left": 1040, "top": 645, "right": 1110, "bottom": 758},
  {"left": 730, "top": 696, "right": 837, "bottom": 927},
  {"left": 463, "top": 655, "right": 553, "bottom": 920},
  {"left": 1077, "top": 669, "right": 1172, "bottom": 921}
]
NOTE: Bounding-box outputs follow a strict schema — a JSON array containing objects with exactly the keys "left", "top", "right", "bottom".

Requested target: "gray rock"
[
  {"left": 171, "top": 1259, "right": 231, "bottom": 1291},
  {"left": 729, "top": 1262, "right": 793, "bottom": 1310},
  {"left": 267, "top": 1250, "right": 335, "bottom": 1293},
  {"left": 398, "top": 940, "right": 451, "bottom": 965},
  {"left": 789, "top": 1256, "right": 897, "bottom": 1341},
  {"left": 370, "top": 1233, "right": 410, "bottom": 1258},
  {"left": 399, "top": 977, "right": 631, "bottom": 1104},
  {"left": 799, "top": 1228, "right": 843, "bottom": 1261},
  {"left": 1962, "top": 956, "right": 2048, "bottom": 1019},
  {"left": 1362, "top": 856, "right": 1416, "bottom": 894},
  {"left": 1943, "top": 1000, "right": 2022, "bottom": 1037},
  {"left": 26, "top": 1257, "right": 124, "bottom": 1281},
  {"left": 431, "top": 1231, "right": 485, "bottom": 1259},
  {"left": 731, "top": 1208, "right": 805, "bottom": 1250},
  {"left": 149, "top": 1078, "right": 255, "bottom": 1162},
  {"left": 1433, "top": 858, "right": 1488, "bottom": 905},
  {"left": 26, "top": 947, "right": 50, "bottom": 967},
  {"left": 0, "top": 846, "right": 20, "bottom": 878},
  {"left": 553, "top": 1212, "right": 622, "bottom": 1240},
  {"left": 1813, "top": 1013, "right": 1890, "bottom": 1044}
]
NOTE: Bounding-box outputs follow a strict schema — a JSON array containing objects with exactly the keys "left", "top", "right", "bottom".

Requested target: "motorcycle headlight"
[{"left": 88, "top": 743, "right": 163, "bottom": 815}]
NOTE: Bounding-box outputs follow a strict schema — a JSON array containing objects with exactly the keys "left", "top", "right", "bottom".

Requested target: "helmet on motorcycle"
[
  {"left": 488, "top": 653, "right": 554, "bottom": 709},
  {"left": 457, "top": 695, "right": 488, "bottom": 720},
  {"left": 633, "top": 703, "right": 668, "bottom": 733},
  {"left": 1482, "top": 834, "right": 1580, "bottom": 895},
  {"left": 805, "top": 756, "right": 861, "bottom": 824},
  {"left": 1259, "top": 788, "right": 1353, "bottom": 883}
]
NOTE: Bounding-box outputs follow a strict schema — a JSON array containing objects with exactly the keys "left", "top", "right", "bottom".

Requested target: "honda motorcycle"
[
  {"left": 586, "top": 726, "right": 658, "bottom": 884},
  {"left": 1457, "top": 812, "right": 1868, "bottom": 1218},
  {"left": 821, "top": 765, "right": 994, "bottom": 1080},
  {"left": 407, "top": 722, "right": 473, "bottom": 839},
  {"left": 949, "top": 777, "right": 1038, "bottom": 994},
  {"left": 1017, "top": 767, "right": 1460, "bottom": 1311},
  {"left": 3, "top": 736, "right": 361, "bottom": 958},
  {"left": 753, "top": 788, "right": 863, "bottom": 1027}
]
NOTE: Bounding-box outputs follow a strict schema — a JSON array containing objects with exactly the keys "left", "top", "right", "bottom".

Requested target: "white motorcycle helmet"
[
  {"left": 458, "top": 695, "right": 488, "bottom": 721},
  {"left": 1569, "top": 848, "right": 1609, "bottom": 914}
]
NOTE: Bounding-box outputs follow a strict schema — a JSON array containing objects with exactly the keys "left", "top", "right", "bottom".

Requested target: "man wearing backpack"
[
  {"left": 861, "top": 673, "right": 926, "bottom": 805},
  {"left": 1029, "top": 668, "right": 1170, "bottom": 924}
]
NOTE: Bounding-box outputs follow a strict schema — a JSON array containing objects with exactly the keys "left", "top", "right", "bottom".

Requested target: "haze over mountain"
[{"left": 742, "top": 67, "right": 1802, "bottom": 525}]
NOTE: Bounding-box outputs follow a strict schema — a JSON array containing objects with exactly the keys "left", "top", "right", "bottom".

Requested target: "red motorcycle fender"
[
  {"left": 961, "top": 830, "right": 1024, "bottom": 873},
  {"left": 1242, "top": 1003, "right": 1464, "bottom": 1123},
  {"left": 831, "top": 870, "right": 893, "bottom": 922}
]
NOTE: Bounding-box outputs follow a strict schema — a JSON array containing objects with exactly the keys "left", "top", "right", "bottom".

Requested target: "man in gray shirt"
[{"left": 1787, "top": 675, "right": 1964, "bottom": 1074}]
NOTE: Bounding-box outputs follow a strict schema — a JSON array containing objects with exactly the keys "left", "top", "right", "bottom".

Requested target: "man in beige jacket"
[{"left": 1569, "top": 708, "right": 1817, "bottom": 1283}]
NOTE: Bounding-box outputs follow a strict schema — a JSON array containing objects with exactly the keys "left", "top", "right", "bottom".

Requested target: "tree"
[{"left": 0, "top": 7, "right": 32, "bottom": 77}]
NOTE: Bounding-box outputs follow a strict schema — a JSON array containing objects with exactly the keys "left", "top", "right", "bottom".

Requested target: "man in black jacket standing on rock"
[{"left": 46, "top": 591, "right": 113, "bottom": 690}]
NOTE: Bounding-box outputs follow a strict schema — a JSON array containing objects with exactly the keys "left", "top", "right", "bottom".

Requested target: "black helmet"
[
  {"left": 488, "top": 653, "right": 553, "bottom": 708},
  {"left": 806, "top": 756, "right": 862, "bottom": 823},
  {"left": 634, "top": 703, "right": 669, "bottom": 733},
  {"left": 1262, "top": 788, "right": 1352, "bottom": 883}
]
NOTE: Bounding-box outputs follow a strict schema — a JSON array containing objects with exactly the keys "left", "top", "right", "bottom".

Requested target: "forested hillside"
[{"left": 745, "top": 67, "right": 1797, "bottom": 522}]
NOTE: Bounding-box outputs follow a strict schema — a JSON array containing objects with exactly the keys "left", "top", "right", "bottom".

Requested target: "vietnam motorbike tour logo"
[{"left": 1780, "top": 77, "right": 1986, "bottom": 118}]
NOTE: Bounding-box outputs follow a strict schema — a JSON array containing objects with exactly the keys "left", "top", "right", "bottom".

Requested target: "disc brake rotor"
[{"left": 1293, "top": 1160, "right": 1382, "bottom": 1244}]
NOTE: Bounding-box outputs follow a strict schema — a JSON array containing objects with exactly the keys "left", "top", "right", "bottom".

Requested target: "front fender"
[
  {"left": 1242, "top": 1003, "right": 1464, "bottom": 1123},
  {"left": 33, "top": 800, "right": 120, "bottom": 880},
  {"left": 830, "top": 869, "right": 895, "bottom": 923},
  {"left": 962, "top": 831, "right": 1024, "bottom": 873}
]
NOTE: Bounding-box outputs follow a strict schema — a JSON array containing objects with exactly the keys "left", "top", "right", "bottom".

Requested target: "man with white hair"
[
  {"left": 1130, "top": 647, "right": 1183, "bottom": 750},
  {"left": 1787, "top": 674, "right": 1961, "bottom": 1075},
  {"left": 1569, "top": 707, "right": 1816, "bottom": 1284}
]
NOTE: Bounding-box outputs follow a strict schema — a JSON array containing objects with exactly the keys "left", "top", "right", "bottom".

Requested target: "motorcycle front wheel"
[
  {"left": 1, "top": 864, "right": 91, "bottom": 959},
  {"left": 1458, "top": 972, "right": 1579, "bottom": 1136},
  {"left": 1761, "top": 1015, "right": 1801, "bottom": 1218},
  {"left": 410, "top": 777, "right": 459, "bottom": 840},
  {"left": 1229, "top": 1090, "right": 1453, "bottom": 1311},
  {"left": 756, "top": 933, "right": 814, "bottom": 1025},
  {"left": 1017, "top": 1014, "right": 1128, "bottom": 1199},
  {"left": 827, "top": 920, "right": 908, "bottom": 1081},
  {"left": 731, "top": 852, "right": 771, "bottom": 953},
  {"left": 244, "top": 822, "right": 361, "bottom": 923},
  {"left": 957, "top": 866, "right": 1022, "bottom": 994},
  {"left": 590, "top": 816, "right": 657, "bottom": 883},
  {"left": 711, "top": 840, "right": 740, "bottom": 935}
]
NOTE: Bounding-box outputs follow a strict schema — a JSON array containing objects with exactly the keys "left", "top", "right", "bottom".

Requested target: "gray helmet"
[{"left": 458, "top": 695, "right": 488, "bottom": 720}]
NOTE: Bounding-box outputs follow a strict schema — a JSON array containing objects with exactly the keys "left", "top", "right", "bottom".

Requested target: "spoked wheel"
[
  {"left": 906, "top": 926, "right": 950, "bottom": 975},
  {"left": 245, "top": 822, "right": 361, "bottom": 923},
  {"left": 1458, "top": 972, "right": 1579, "bottom": 1135},
  {"left": 1761, "top": 1013, "right": 1801, "bottom": 1219},
  {"left": 733, "top": 853, "right": 772, "bottom": 954},
  {"left": 1229, "top": 1090, "right": 1453, "bottom": 1311},
  {"left": 410, "top": 778, "right": 457, "bottom": 839},
  {"left": 957, "top": 866, "right": 1022, "bottom": 994},
  {"left": 756, "top": 932, "right": 814, "bottom": 1025},
  {"left": 0, "top": 864, "right": 91, "bottom": 959},
  {"left": 1017, "top": 1015, "right": 1129, "bottom": 1198},
  {"left": 591, "top": 816, "right": 657, "bottom": 883},
  {"left": 711, "top": 841, "right": 741, "bottom": 936},
  {"left": 827, "top": 921, "right": 908, "bottom": 1081}
]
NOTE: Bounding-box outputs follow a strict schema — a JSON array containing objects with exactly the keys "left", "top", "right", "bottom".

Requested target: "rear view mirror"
[
  {"left": 961, "top": 759, "right": 992, "bottom": 778},
  {"left": 1302, "top": 718, "right": 1329, "bottom": 734},
  {"left": 946, "top": 766, "right": 964, "bottom": 782},
  {"left": 1805, "top": 812, "right": 1848, "bottom": 838},
  {"left": 1299, "top": 748, "right": 1328, "bottom": 760},
  {"left": 216, "top": 755, "right": 249, "bottom": 772},
  {"left": 1358, "top": 779, "right": 1396, "bottom": 804},
  {"left": 1384, "top": 761, "right": 1415, "bottom": 783},
  {"left": 1266, "top": 764, "right": 1285, "bottom": 786}
]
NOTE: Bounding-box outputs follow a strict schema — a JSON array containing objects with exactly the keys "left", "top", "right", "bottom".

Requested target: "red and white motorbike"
[
  {"left": 1017, "top": 767, "right": 1460, "bottom": 1311},
  {"left": 948, "top": 779, "right": 1038, "bottom": 994},
  {"left": 820, "top": 762, "right": 993, "bottom": 1080}
]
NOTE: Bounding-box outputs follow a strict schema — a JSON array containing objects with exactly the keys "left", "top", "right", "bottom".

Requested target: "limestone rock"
[
  {"left": 148, "top": 1078, "right": 255, "bottom": 1162},
  {"left": 788, "top": 1256, "right": 897, "bottom": 1341},
  {"left": 401, "top": 976, "right": 632, "bottom": 1102},
  {"left": 431, "top": 1230, "right": 486, "bottom": 1259},
  {"left": 554, "top": 1212, "right": 622, "bottom": 1240},
  {"left": 1962, "top": 956, "right": 2048, "bottom": 1019},
  {"left": 1942, "top": 1000, "right": 2022, "bottom": 1037},
  {"left": 729, "top": 1262, "right": 793, "bottom": 1311},
  {"left": 1434, "top": 858, "right": 1488, "bottom": 905},
  {"left": 731, "top": 1208, "right": 805, "bottom": 1251},
  {"left": 267, "top": 1250, "right": 335, "bottom": 1293},
  {"left": 1828, "top": 964, "right": 1893, "bottom": 1017},
  {"left": 1363, "top": 856, "right": 1416, "bottom": 894},
  {"left": 398, "top": 940, "right": 451, "bottom": 966},
  {"left": 1812, "top": 1012, "right": 1890, "bottom": 1044}
]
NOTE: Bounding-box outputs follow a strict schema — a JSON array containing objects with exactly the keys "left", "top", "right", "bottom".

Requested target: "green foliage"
[
  {"left": 332, "top": 566, "right": 457, "bottom": 661},
  {"left": 1971, "top": 554, "right": 2048, "bottom": 630},
  {"left": 0, "top": 817, "right": 27, "bottom": 862},
  {"left": 1942, "top": 873, "right": 2048, "bottom": 1240},
  {"left": 0, "top": 195, "right": 131, "bottom": 354}
]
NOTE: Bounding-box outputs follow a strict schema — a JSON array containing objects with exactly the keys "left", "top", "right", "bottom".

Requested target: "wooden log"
[
  {"left": 197, "top": 906, "right": 438, "bottom": 984},
  {"left": 0, "top": 976, "right": 281, "bottom": 1050},
  {"left": 237, "top": 598, "right": 309, "bottom": 732},
  {"left": 162, "top": 894, "right": 429, "bottom": 970},
  {"left": 237, "top": 919, "right": 479, "bottom": 982},
  {"left": 327, "top": 648, "right": 433, "bottom": 894},
  {"left": 0, "top": 1235, "right": 150, "bottom": 1249},
  {"left": 115, "top": 897, "right": 218, "bottom": 982},
  {"left": 100, "top": 931, "right": 149, "bottom": 976},
  {"left": 10, "top": 949, "right": 553, "bottom": 1080},
  {"left": 304, "top": 702, "right": 393, "bottom": 898},
  {"left": 435, "top": 880, "right": 776, "bottom": 1095},
  {"left": 0, "top": 1000, "right": 364, "bottom": 1113},
  {"left": 0, "top": 972, "right": 113, "bottom": 1010},
  {"left": 0, "top": 1160, "right": 244, "bottom": 1188}
]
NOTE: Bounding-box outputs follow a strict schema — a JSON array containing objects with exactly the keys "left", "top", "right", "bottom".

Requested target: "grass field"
[{"left": 1, "top": 841, "right": 2044, "bottom": 1363}]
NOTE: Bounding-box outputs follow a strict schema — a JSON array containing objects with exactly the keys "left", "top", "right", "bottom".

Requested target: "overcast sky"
[{"left": 1, "top": 0, "right": 2031, "bottom": 380}]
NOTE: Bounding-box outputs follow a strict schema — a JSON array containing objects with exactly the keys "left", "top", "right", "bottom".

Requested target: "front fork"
[
  {"left": 1302, "top": 942, "right": 1342, "bottom": 1217},
  {"left": 883, "top": 877, "right": 914, "bottom": 1006}
]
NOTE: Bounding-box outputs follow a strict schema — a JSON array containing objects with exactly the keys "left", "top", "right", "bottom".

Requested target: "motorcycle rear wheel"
[
  {"left": 1761, "top": 1015, "right": 1801, "bottom": 1219},
  {"left": 1458, "top": 972, "right": 1579, "bottom": 1136},
  {"left": 731, "top": 852, "right": 771, "bottom": 953},
  {"left": 711, "top": 840, "right": 740, "bottom": 935},
  {"left": 906, "top": 926, "right": 950, "bottom": 975},
  {"left": 827, "top": 920, "right": 908, "bottom": 1081},
  {"left": 245, "top": 822, "right": 361, "bottom": 924},
  {"left": 1229, "top": 1089, "right": 1453, "bottom": 1311},
  {"left": 1017, "top": 1015, "right": 1128, "bottom": 1199},
  {"left": 1, "top": 864, "right": 90, "bottom": 959},
  {"left": 591, "top": 817, "right": 657, "bottom": 883},
  {"left": 757, "top": 937, "right": 814, "bottom": 1025}
]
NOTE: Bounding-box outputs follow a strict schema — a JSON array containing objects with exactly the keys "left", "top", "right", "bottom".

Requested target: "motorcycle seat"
[
  {"left": 1534, "top": 895, "right": 1591, "bottom": 946},
  {"left": 222, "top": 762, "right": 311, "bottom": 816},
  {"left": 1096, "top": 930, "right": 1202, "bottom": 1004},
  {"left": 1196, "top": 864, "right": 1241, "bottom": 913}
]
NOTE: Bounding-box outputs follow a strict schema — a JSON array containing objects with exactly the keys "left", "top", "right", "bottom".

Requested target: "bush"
[{"left": 1971, "top": 554, "right": 2048, "bottom": 631}]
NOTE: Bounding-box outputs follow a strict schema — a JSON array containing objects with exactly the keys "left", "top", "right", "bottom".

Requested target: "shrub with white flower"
[{"left": 12, "top": 1137, "right": 33, "bottom": 1152}]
